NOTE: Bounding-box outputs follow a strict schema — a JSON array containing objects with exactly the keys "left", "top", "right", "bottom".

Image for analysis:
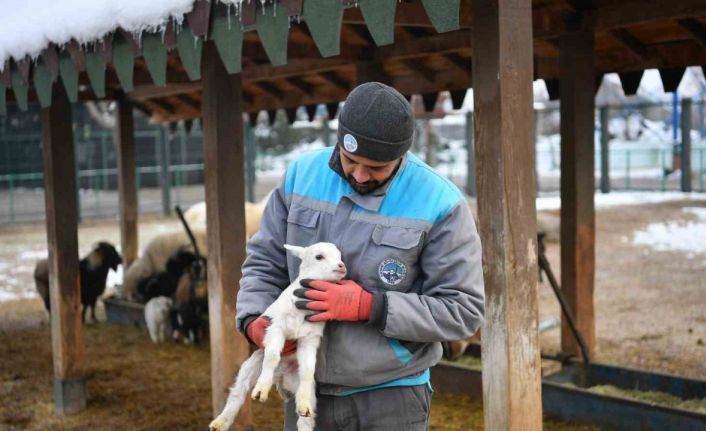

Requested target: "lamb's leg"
[
  {"left": 209, "top": 349, "right": 264, "bottom": 431},
  {"left": 91, "top": 303, "right": 97, "bottom": 323},
  {"left": 295, "top": 334, "right": 320, "bottom": 418},
  {"left": 251, "top": 325, "right": 286, "bottom": 402},
  {"left": 297, "top": 415, "right": 316, "bottom": 431}
]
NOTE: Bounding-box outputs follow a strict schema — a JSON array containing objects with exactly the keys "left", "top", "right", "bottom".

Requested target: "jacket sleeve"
[
  {"left": 369, "top": 200, "right": 485, "bottom": 342},
  {"left": 235, "top": 179, "right": 290, "bottom": 333}
]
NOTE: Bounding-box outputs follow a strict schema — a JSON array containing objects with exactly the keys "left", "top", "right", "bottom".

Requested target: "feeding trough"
[{"left": 431, "top": 349, "right": 706, "bottom": 431}]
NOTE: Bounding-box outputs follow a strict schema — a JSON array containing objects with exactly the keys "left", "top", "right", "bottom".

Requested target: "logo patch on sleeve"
[{"left": 378, "top": 258, "right": 407, "bottom": 286}]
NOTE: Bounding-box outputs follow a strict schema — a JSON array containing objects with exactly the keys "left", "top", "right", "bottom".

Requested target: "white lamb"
[
  {"left": 209, "top": 242, "right": 347, "bottom": 431},
  {"left": 144, "top": 296, "right": 173, "bottom": 344}
]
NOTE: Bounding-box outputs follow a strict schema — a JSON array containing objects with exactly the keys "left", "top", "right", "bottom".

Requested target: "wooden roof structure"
[
  {"left": 3, "top": 1, "right": 705, "bottom": 429},
  {"left": 2, "top": 0, "right": 706, "bottom": 121}
]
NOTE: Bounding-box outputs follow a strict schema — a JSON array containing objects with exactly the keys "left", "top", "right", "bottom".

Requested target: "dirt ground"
[{"left": 1, "top": 198, "right": 705, "bottom": 430}]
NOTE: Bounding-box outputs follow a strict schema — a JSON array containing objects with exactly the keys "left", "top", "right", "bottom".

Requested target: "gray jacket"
[{"left": 236, "top": 147, "right": 484, "bottom": 394}]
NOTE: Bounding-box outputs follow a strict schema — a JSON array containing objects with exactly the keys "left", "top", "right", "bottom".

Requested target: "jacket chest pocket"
[
  {"left": 286, "top": 205, "right": 320, "bottom": 247},
  {"left": 366, "top": 225, "right": 424, "bottom": 292}
]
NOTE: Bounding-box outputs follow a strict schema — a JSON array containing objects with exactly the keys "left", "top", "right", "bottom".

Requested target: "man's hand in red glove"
[
  {"left": 245, "top": 315, "right": 297, "bottom": 355},
  {"left": 293, "top": 279, "right": 374, "bottom": 322}
]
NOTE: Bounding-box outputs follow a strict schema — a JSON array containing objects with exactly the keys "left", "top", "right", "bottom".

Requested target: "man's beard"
[{"left": 345, "top": 175, "right": 382, "bottom": 195}]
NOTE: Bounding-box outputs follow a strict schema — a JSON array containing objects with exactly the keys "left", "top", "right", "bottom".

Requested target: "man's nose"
[{"left": 352, "top": 166, "right": 371, "bottom": 183}]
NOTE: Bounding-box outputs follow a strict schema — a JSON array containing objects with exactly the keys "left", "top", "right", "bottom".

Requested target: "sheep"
[
  {"left": 144, "top": 296, "right": 174, "bottom": 343},
  {"left": 209, "top": 242, "right": 346, "bottom": 431},
  {"left": 120, "top": 195, "right": 269, "bottom": 302},
  {"left": 172, "top": 259, "right": 208, "bottom": 344},
  {"left": 136, "top": 249, "right": 198, "bottom": 303},
  {"left": 34, "top": 242, "right": 122, "bottom": 323}
]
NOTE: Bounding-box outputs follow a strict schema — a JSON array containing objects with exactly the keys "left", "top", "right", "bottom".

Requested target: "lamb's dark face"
[
  {"left": 94, "top": 242, "right": 122, "bottom": 271},
  {"left": 285, "top": 243, "right": 346, "bottom": 282}
]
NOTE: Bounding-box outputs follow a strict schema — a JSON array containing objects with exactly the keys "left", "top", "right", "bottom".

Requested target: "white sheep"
[
  {"left": 144, "top": 296, "right": 174, "bottom": 344},
  {"left": 209, "top": 242, "right": 346, "bottom": 431}
]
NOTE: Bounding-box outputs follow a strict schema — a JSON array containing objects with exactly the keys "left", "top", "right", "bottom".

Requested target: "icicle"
[
  {"left": 273, "top": 0, "right": 277, "bottom": 17},
  {"left": 226, "top": 2, "right": 233, "bottom": 30},
  {"left": 261, "top": 0, "right": 266, "bottom": 15}
]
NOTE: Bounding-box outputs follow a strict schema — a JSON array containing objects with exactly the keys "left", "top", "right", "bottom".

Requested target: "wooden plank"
[
  {"left": 560, "top": 13, "right": 596, "bottom": 359},
  {"left": 677, "top": 18, "right": 706, "bottom": 52},
  {"left": 200, "top": 41, "right": 253, "bottom": 427},
  {"left": 114, "top": 99, "right": 138, "bottom": 268},
  {"left": 471, "top": 1, "right": 542, "bottom": 430},
  {"left": 40, "top": 82, "right": 85, "bottom": 415}
]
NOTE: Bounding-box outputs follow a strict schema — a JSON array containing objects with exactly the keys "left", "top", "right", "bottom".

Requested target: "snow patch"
[
  {"left": 632, "top": 207, "right": 706, "bottom": 254},
  {"left": 17, "top": 250, "right": 48, "bottom": 261},
  {"left": 536, "top": 192, "right": 706, "bottom": 211},
  {"left": 0, "top": 288, "right": 36, "bottom": 303}
]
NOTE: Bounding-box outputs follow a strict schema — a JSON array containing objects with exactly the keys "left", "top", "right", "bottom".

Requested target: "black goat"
[
  {"left": 173, "top": 257, "right": 208, "bottom": 344},
  {"left": 136, "top": 249, "right": 197, "bottom": 303},
  {"left": 34, "top": 242, "right": 122, "bottom": 323}
]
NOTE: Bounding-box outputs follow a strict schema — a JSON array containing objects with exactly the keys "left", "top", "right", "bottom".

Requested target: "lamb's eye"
[{"left": 315, "top": 254, "right": 324, "bottom": 261}]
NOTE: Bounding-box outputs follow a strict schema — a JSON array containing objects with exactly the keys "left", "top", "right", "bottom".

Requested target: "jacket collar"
[{"left": 328, "top": 145, "right": 408, "bottom": 212}]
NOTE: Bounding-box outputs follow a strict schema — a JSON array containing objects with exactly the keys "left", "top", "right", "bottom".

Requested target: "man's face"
[{"left": 339, "top": 148, "right": 400, "bottom": 194}]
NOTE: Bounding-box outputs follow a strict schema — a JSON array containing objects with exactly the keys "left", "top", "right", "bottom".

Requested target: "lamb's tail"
[{"left": 209, "top": 349, "right": 264, "bottom": 431}]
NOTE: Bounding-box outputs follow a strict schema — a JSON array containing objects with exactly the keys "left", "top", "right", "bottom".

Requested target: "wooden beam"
[
  {"left": 356, "top": 61, "right": 390, "bottom": 85},
  {"left": 560, "top": 14, "right": 596, "bottom": 359},
  {"left": 287, "top": 77, "right": 314, "bottom": 96},
  {"left": 400, "top": 59, "right": 436, "bottom": 83},
  {"left": 676, "top": 18, "right": 706, "bottom": 52},
  {"left": 200, "top": 41, "right": 253, "bottom": 427},
  {"left": 113, "top": 99, "right": 138, "bottom": 268},
  {"left": 608, "top": 28, "right": 662, "bottom": 64},
  {"left": 472, "top": 1, "right": 542, "bottom": 430},
  {"left": 319, "top": 71, "right": 350, "bottom": 91},
  {"left": 40, "top": 81, "right": 85, "bottom": 415},
  {"left": 443, "top": 53, "right": 472, "bottom": 74},
  {"left": 595, "top": 0, "right": 706, "bottom": 32},
  {"left": 254, "top": 81, "right": 284, "bottom": 99}
]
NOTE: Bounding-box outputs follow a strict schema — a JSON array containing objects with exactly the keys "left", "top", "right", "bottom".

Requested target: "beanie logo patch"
[{"left": 343, "top": 133, "right": 358, "bottom": 153}]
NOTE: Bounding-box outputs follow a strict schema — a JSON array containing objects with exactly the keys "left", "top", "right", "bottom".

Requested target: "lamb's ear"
[{"left": 283, "top": 244, "right": 305, "bottom": 259}]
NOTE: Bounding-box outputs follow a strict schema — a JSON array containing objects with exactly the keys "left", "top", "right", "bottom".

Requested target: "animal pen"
[{"left": 1, "top": 0, "right": 706, "bottom": 430}]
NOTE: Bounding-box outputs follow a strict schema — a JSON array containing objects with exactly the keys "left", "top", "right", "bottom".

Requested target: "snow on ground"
[
  {"left": 536, "top": 191, "right": 706, "bottom": 211},
  {"left": 632, "top": 207, "right": 706, "bottom": 255}
]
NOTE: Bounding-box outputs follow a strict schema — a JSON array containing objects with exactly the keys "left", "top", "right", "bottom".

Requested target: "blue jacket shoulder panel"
[
  {"left": 284, "top": 147, "right": 351, "bottom": 204},
  {"left": 378, "top": 153, "right": 465, "bottom": 224}
]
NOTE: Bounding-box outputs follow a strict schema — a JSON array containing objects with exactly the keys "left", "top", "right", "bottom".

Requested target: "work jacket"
[{"left": 236, "top": 147, "right": 484, "bottom": 395}]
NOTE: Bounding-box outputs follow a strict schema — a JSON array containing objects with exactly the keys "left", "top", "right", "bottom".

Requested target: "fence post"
[
  {"left": 159, "top": 128, "right": 171, "bottom": 216},
  {"left": 324, "top": 117, "right": 332, "bottom": 147},
  {"left": 9, "top": 175, "right": 14, "bottom": 222},
  {"left": 74, "top": 149, "right": 81, "bottom": 223},
  {"left": 681, "top": 98, "right": 692, "bottom": 192},
  {"left": 465, "top": 111, "right": 476, "bottom": 197},
  {"left": 700, "top": 148, "right": 704, "bottom": 192},
  {"left": 625, "top": 150, "right": 630, "bottom": 190},
  {"left": 100, "top": 132, "right": 109, "bottom": 190},
  {"left": 599, "top": 106, "right": 610, "bottom": 193}
]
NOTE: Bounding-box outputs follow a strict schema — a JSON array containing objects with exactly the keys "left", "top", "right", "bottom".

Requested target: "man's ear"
[{"left": 283, "top": 244, "right": 305, "bottom": 259}]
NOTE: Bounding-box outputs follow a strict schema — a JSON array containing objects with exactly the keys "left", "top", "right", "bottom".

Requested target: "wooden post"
[
  {"left": 245, "top": 124, "right": 256, "bottom": 203},
  {"left": 681, "top": 98, "right": 692, "bottom": 192},
  {"left": 560, "top": 13, "right": 596, "bottom": 357},
  {"left": 600, "top": 106, "right": 611, "bottom": 193},
  {"left": 41, "top": 81, "right": 86, "bottom": 415},
  {"left": 472, "top": 1, "right": 543, "bottom": 430},
  {"left": 465, "top": 111, "right": 476, "bottom": 197},
  {"left": 114, "top": 99, "right": 138, "bottom": 268},
  {"left": 201, "top": 41, "right": 253, "bottom": 428}
]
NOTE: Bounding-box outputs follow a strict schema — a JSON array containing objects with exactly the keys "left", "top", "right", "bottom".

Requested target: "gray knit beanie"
[{"left": 337, "top": 82, "right": 415, "bottom": 162}]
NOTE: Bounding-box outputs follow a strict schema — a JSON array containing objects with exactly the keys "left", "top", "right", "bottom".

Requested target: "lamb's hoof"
[
  {"left": 251, "top": 383, "right": 270, "bottom": 402},
  {"left": 208, "top": 416, "right": 228, "bottom": 431},
  {"left": 296, "top": 400, "right": 313, "bottom": 417}
]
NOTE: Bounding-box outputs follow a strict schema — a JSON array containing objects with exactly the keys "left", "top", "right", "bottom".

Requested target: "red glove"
[
  {"left": 294, "top": 279, "right": 374, "bottom": 322},
  {"left": 245, "top": 316, "right": 297, "bottom": 355}
]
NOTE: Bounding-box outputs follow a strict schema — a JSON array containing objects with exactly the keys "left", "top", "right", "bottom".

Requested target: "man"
[{"left": 236, "top": 82, "right": 484, "bottom": 430}]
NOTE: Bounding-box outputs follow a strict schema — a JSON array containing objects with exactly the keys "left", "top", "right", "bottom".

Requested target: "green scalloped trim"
[
  {"left": 113, "top": 38, "right": 135, "bottom": 92},
  {"left": 33, "top": 60, "right": 54, "bottom": 108},
  {"left": 177, "top": 27, "right": 203, "bottom": 81},
  {"left": 421, "top": 0, "right": 460, "bottom": 33},
  {"left": 0, "top": 86, "right": 6, "bottom": 115},
  {"left": 59, "top": 54, "right": 79, "bottom": 103},
  {"left": 12, "top": 71, "right": 29, "bottom": 111},
  {"left": 85, "top": 51, "right": 106, "bottom": 98},
  {"left": 211, "top": 15, "right": 243, "bottom": 74},
  {"left": 142, "top": 33, "right": 168, "bottom": 86},
  {"left": 303, "top": 0, "right": 343, "bottom": 57},
  {"left": 359, "top": 0, "right": 396, "bottom": 46},
  {"left": 256, "top": 4, "right": 290, "bottom": 66}
]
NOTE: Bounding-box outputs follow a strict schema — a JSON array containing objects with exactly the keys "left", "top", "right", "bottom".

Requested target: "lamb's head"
[{"left": 284, "top": 242, "right": 346, "bottom": 282}]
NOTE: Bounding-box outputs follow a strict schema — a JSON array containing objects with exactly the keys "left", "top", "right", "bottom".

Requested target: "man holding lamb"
[{"left": 237, "top": 82, "right": 485, "bottom": 430}]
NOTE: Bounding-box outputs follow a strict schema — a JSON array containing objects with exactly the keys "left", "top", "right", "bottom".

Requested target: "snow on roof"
[{"left": 0, "top": 0, "right": 218, "bottom": 70}]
